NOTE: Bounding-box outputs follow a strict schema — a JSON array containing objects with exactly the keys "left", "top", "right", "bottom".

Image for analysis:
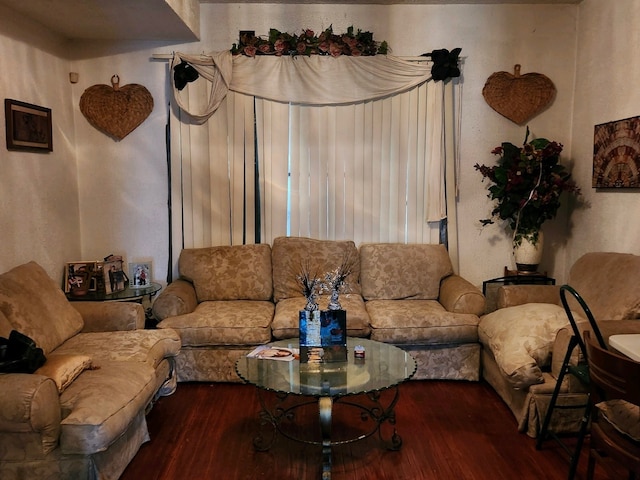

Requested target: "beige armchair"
[{"left": 479, "top": 252, "right": 640, "bottom": 437}]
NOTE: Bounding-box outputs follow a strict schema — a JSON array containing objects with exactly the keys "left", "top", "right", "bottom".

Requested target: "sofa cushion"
[
  {"left": 367, "top": 299, "right": 478, "bottom": 344},
  {"left": 59, "top": 361, "right": 156, "bottom": 454},
  {"left": 568, "top": 252, "right": 640, "bottom": 321},
  {"left": 360, "top": 244, "right": 453, "bottom": 301},
  {"left": 157, "top": 300, "right": 274, "bottom": 346},
  {"left": 179, "top": 244, "right": 273, "bottom": 302},
  {"left": 53, "top": 329, "right": 181, "bottom": 370},
  {"left": 0, "top": 262, "right": 84, "bottom": 355},
  {"left": 478, "top": 303, "right": 577, "bottom": 389},
  {"left": 271, "top": 236, "right": 361, "bottom": 302},
  {"left": 272, "top": 294, "right": 370, "bottom": 339},
  {"left": 596, "top": 399, "right": 640, "bottom": 442},
  {"left": 35, "top": 354, "right": 92, "bottom": 393}
]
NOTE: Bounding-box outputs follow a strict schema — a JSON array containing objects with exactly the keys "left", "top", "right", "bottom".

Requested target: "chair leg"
[
  {"left": 586, "top": 449, "right": 596, "bottom": 480},
  {"left": 567, "top": 400, "right": 591, "bottom": 480}
]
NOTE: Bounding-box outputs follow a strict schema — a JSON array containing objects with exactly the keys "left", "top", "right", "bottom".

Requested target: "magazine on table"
[{"left": 247, "top": 345, "right": 299, "bottom": 361}]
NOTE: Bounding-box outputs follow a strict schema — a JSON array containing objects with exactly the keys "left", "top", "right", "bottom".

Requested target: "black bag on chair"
[{"left": 0, "top": 330, "right": 46, "bottom": 374}]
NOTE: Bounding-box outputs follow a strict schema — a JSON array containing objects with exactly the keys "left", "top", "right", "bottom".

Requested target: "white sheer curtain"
[{"left": 168, "top": 53, "right": 457, "bottom": 278}]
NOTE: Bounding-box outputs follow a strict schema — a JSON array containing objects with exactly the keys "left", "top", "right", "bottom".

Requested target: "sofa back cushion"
[
  {"left": 179, "top": 244, "right": 273, "bottom": 302},
  {"left": 360, "top": 243, "right": 453, "bottom": 301},
  {"left": 271, "top": 236, "right": 361, "bottom": 302},
  {"left": 568, "top": 252, "right": 640, "bottom": 321},
  {"left": 0, "top": 262, "right": 84, "bottom": 355}
]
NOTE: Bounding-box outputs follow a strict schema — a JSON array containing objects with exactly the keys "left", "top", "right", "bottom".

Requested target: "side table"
[
  {"left": 65, "top": 282, "right": 162, "bottom": 328},
  {"left": 483, "top": 270, "right": 555, "bottom": 314}
]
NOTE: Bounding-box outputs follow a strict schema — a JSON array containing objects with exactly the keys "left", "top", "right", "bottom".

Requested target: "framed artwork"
[
  {"left": 593, "top": 115, "right": 640, "bottom": 188},
  {"left": 4, "top": 99, "right": 53, "bottom": 152},
  {"left": 129, "top": 262, "right": 152, "bottom": 288},
  {"left": 64, "top": 261, "right": 98, "bottom": 294}
]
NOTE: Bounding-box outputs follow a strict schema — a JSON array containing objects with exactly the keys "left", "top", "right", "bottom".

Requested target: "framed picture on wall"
[
  {"left": 593, "top": 115, "right": 640, "bottom": 188},
  {"left": 4, "top": 99, "right": 53, "bottom": 152},
  {"left": 129, "top": 262, "right": 152, "bottom": 288}
]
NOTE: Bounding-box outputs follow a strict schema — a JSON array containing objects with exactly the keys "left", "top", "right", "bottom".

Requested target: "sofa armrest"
[
  {"left": 0, "top": 374, "right": 61, "bottom": 455},
  {"left": 497, "top": 284, "right": 560, "bottom": 309},
  {"left": 151, "top": 279, "right": 198, "bottom": 321},
  {"left": 439, "top": 274, "right": 485, "bottom": 316},
  {"left": 72, "top": 301, "right": 145, "bottom": 332}
]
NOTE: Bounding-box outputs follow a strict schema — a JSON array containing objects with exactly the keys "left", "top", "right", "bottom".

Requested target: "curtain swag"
[{"left": 171, "top": 50, "right": 434, "bottom": 122}]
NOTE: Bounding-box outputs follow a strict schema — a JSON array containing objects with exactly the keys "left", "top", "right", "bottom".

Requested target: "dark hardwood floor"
[{"left": 121, "top": 380, "right": 621, "bottom": 480}]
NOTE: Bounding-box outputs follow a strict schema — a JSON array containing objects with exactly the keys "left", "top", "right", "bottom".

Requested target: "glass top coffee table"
[{"left": 235, "top": 337, "right": 417, "bottom": 479}]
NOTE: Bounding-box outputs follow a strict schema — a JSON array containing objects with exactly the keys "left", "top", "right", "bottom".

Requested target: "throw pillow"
[
  {"left": 35, "top": 354, "right": 92, "bottom": 393},
  {"left": 478, "top": 303, "right": 580, "bottom": 389},
  {"left": 597, "top": 399, "right": 640, "bottom": 442}
]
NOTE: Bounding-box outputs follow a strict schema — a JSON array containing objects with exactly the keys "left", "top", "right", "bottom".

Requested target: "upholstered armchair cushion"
[
  {"left": 596, "top": 399, "right": 640, "bottom": 442},
  {"left": 178, "top": 244, "right": 273, "bottom": 302},
  {"left": 566, "top": 252, "right": 640, "bottom": 321},
  {"left": 53, "top": 329, "right": 181, "bottom": 370},
  {"left": 0, "top": 310, "right": 12, "bottom": 339},
  {"left": 0, "top": 262, "right": 83, "bottom": 355},
  {"left": 59, "top": 362, "right": 156, "bottom": 455},
  {"left": 72, "top": 301, "right": 145, "bottom": 332},
  {"left": 497, "top": 284, "right": 560, "bottom": 309},
  {"left": 479, "top": 303, "right": 578, "bottom": 389},
  {"left": 271, "top": 236, "right": 361, "bottom": 302},
  {"left": 360, "top": 243, "right": 453, "bottom": 301}
]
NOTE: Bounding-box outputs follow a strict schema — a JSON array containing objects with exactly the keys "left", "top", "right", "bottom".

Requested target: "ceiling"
[
  {"left": 0, "top": 0, "right": 582, "bottom": 42},
  {"left": 0, "top": 0, "right": 200, "bottom": 41}
]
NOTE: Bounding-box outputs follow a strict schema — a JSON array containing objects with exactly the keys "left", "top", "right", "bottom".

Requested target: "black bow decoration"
[
  {"left": 173, "top": 60, "right": 199, "bottom": 90},
  {"left": 421, "top": 48, "right": 462, "bottom": 82}
]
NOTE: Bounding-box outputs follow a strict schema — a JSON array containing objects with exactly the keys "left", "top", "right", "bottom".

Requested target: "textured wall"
[
  {"left": 0, "top": 4, "right": 80, "bottom": 283},
  {"left": 6, "top": 2, "right": 635, "bottom": 291},
  {"left": 74, "top": 3, "right": 580, "bottom": 287},
  {"left": 566, "top": 0, "right": 640, "bottom": 269}
]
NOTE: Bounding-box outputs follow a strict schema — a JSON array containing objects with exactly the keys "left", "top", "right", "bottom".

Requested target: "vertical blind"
[{"left": 255, "top": 79, "right": 445, "bottom": 245}]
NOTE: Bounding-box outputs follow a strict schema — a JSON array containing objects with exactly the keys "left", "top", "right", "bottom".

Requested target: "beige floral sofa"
[
  {"left": 360, "top": 243, "right": 485, "bottom": 380},
  {"left": 152, "top": 237, "right": 486, "bottom": 382},
  {"left": 478, "top": 252, "right": 640, "bottom": 438},
  {"left": 0, "top": 261, "right": 181, "bottom": 480},
  {"left": 152, "top": 244, "right": 274, "bottom": 382}
]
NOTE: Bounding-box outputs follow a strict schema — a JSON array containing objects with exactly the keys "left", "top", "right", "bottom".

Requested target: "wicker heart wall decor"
[
  {"left": 482, "top": 64, "right": 556, "bottom": 125},
  {"left": 80, "top": 75, "right": 154, "bottom": 140}
]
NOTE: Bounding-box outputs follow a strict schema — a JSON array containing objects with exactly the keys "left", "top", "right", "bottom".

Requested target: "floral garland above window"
[{"left": 231, "top": 25, "right": 389, "bottom": 57}]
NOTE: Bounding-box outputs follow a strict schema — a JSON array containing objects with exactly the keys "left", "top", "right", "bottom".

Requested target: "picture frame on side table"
[
  {"left": 5, "top": 99, "right": 53, "bottom": 152},
  {"left": 64, "top": 261, "right": 98, "bottom": 294},
  {"left": 103, "top": 260, "right": 126, "bottom": 294},
  {"left": 129, "top": 262, "right": 152, "bottom": 288}
]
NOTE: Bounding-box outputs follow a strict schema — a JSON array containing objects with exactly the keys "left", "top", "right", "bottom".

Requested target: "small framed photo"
[
  {"left": 129, "top": 262, "right": 152, "bottom": 288},
  {"left": 103, "top": 260, "right": 126, "bottom": 294},
  {"left": 65, "top": 261, "right": 98, "bottom": 293},
  {"left": 5, "top": 99, "right": 53, "bottom": 152}
]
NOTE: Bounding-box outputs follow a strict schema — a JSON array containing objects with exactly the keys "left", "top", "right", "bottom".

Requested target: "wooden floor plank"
[{"left": 121, "top": 381, "right": 621, "bottom": 480}]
